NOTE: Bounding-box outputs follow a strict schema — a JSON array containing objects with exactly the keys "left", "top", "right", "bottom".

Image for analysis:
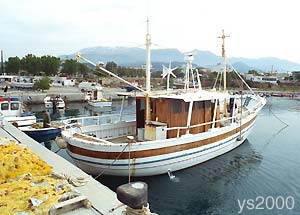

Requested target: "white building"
[
  {"left": 244, "top": 74, "right": 278, "bottom": 84},
  {"left": 51, "top": 76, "right": 76, "bottom": 87}
]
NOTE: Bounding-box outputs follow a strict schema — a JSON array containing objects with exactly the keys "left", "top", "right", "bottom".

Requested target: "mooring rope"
[
  {"left": 268, "top": 106, "right": 289, "bottom": 127},
  {"left": 125, "top": 204, "right": 158, "bottom": 215},
  {"left": 94, "top": 143, "right": 130, "bottom": 180}
]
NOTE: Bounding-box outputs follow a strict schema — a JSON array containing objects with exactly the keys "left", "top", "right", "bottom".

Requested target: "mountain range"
[{"left": 60, "top": 47, "right": 300, "bottom": 73}]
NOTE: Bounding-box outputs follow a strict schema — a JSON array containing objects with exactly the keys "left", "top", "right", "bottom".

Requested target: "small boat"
[
  {"left": 0, "top": 96, "right": 36, "bottom": 126},
  {"left": 80, "top": 82, "right": 112, "bottom": 107},
  {"left": 87, "top": 98, "right": 112, "bottom": 107},
  {"left": 62, "top": 27, "right": 266, "bottom": 177},
  {"left": 44, "top": 95, "right": 65, "bottom": 109},
  {"left": 10, "top": 81, "right": 34, "bottom": 89},
  {"left": 19, "top": 123, "right": 62, "bottom": 143}
]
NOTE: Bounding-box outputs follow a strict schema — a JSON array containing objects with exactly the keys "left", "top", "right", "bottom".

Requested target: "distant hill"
[{"left": 60, "top": 46, "right": 300, "bottom": 72}]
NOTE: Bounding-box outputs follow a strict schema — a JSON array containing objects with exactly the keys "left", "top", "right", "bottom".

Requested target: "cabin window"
[
  {"left": 11, "top": 103, "right": 19, "bottom": 110},
  {"left": 1, "top": 103, "right": 9, "bottom": 110},
  {"left": 172, "top": 100, "right": 182, "bottom": 113}
]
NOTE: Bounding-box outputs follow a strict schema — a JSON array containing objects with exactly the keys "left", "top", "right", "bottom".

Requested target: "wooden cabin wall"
[
  {"left": 150, "top": 99, "right": 188, "bottom": 138},
  {"left": 170, "top": 100, "right": 189, "bottom": 137},
  {"left": 148, "top": 98, "right": 214, "bottom": 138},
  {"left": 204, "top": 100, "right": 212, "bottom": 131},
  {"left": 190, "top": 101, "right": 205, "bottom": 134}
]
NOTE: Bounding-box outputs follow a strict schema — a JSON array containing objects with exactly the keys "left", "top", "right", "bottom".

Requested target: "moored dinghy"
[{"left": 62, "top": 25, "right": 266, "bottom": 177}]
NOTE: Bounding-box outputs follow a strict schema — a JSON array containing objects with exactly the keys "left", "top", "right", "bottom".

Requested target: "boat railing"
[
  {"left": 163, "top": 115, "right": 241, "bottom": 138},
  {"left": 62, "top": 113, "right": 136, "bottom": 127}
]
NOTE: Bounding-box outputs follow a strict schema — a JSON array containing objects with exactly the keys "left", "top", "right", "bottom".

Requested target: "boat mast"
[
  {"left": 218, "top": 30, "right": 230, "bottom": 92},
  {"left": 146, "top": 18, "right": 151, "bottom": 93},
  {"left": 145, "top": 18, "right": 151, "bottom": 122},
  {"left": 1, "top": 50, "right": 4, "bottom": 74}
]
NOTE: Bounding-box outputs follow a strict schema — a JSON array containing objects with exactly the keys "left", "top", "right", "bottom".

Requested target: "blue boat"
[{"left": 19, "top": 126, "right": 62, "bottom": 143}]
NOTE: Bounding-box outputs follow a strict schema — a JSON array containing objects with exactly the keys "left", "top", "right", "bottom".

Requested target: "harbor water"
[{"left": 30, "top": 97, "right": 300, "bottom": 215}]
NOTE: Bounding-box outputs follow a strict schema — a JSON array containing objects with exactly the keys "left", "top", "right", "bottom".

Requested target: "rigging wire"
[{"left": 94, "top": 143, "right": 130, "bottom": 180}]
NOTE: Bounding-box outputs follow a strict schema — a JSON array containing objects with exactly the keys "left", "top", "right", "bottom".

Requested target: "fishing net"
[{"left": 0, "top": 140, "right": 72, "bottom": 215}]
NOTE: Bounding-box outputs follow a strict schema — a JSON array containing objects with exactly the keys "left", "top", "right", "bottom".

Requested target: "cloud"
[{"left": 0, "top": 0, "right": 299, "bottom": 63}]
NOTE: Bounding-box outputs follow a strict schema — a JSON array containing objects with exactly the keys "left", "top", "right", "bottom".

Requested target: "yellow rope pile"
[{"left": 0, "top": 141, "right": 71, "bottom": 215}]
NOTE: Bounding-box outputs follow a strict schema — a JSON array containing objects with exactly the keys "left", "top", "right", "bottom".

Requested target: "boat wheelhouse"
[{"left": 0, "top": 97, "right": 36, "bottom": 126}]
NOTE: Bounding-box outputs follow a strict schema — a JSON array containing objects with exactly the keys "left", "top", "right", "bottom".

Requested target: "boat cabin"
[
  {"left": 0, "top": 97, "right": 23, "bottom": 117},
  {"left": 136, "top": 91, "right": 237, "bottom": 141}
]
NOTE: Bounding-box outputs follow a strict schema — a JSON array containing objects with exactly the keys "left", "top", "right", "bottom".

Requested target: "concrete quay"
[
  {"left": 1, "top": 86, "right": 127, "bottom": 104},
  {"left": 0, "top": 122, "right": 126, "bottom": 214}
]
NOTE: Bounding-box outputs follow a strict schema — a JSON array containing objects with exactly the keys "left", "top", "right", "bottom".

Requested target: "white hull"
[
  {"left": 87, "top": 100, "right": 112, "bottom": 107},
  {"left": 6, "top": 115, "right": 36, "bottom": 127},
  {"left": 10, "top": 82, "right": 34, "bottom": 89},
  {"left": 45, "top": 102, "right": 65, "bottom": 109},
  {"left": 63, "top": 110, "right": 259, "bottom": 176},
  {"left": 68, "top": 127, "right": 253, "bottom": 176},
  {"left": 44, "top": 96, "right": 65, "bottom": 109}
]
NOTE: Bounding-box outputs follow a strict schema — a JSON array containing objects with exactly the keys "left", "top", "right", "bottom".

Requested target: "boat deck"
[
  {"left": 0, "top": 123, "right": 126, "bottom": 215},
  {"left": 76, "top": 132, "right": 138, "bottom": 144},
  {"left": 107, "top": 135, "right": 138, "bottom": 143}
]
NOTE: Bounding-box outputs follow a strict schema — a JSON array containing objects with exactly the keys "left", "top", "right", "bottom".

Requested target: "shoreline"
[{"left": 1, "top": 86, "right": 299, "bottom": 105}]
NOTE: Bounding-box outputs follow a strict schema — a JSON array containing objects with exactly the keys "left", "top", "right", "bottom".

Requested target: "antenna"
[
  {"left": 217, "top": 30, "right": 230, "bottom": 92},
  {"left": 162, "top": 61, "right": 177, "bottom": 92}
]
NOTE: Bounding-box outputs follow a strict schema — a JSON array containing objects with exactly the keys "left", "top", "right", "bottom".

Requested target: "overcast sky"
[{"left": 1, "top": 0, "right": 299, "bottom": 63}]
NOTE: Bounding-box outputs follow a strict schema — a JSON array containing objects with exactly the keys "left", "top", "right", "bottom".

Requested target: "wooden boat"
[
  {"left": 61, "top": 27, "right": 266, "bottom": 177},
  {"left": 19, "top": 124, "right": 62, "bottom": 143},
  {"left": 0, "top": 96, "right": 36, "bottom": 126}
]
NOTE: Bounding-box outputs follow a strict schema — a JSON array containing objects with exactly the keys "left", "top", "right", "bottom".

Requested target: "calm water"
[{"left": 30, "top": 97, "right": 300, "bottom": 215}]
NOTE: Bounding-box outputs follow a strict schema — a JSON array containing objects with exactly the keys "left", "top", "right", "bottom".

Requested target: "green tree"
[
  {"left": 248, "top": 70, "right": 260, "bottom": 76},
  {"left": 33, "top": 76, "right": 52, "bottom": 92},
  {"left": 173, "top": 68, "right": 184, "bottom": 78},
  {"left": 5, "top": 57, "right": 21, "bottom": 74},
  {"left": 295, "top": 73, "right": 300, "bottom": 82},
  {"left": 77, "top": 63, "right": 90, "bottom": 77},
  {"left": 40, "top": 56, "right": 60, "bottom": 76},
  {"left": 105, "top": 61, "right": 117, "bottom": 73},
  {"left": 61, "top": 59, "right": 78, "bottom": 75},
  {"left": 21, "top": 54, "right": 41, "bottom": 75}
]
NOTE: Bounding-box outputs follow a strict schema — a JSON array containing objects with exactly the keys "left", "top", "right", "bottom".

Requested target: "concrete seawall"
[{"left": 1, "top": 86, "right": 127, "bottom": 104}]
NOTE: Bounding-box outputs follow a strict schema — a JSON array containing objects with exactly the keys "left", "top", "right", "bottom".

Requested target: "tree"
[
  {"left": 5, "top": 57, "right": 21, "bottom": 74},
  {"left": 105, "top": 61, "right": 117, "bottom": 73},
  {"left": 77, "top": 63, "right": 90, "bottom": 77},
  {"left": 61, "top": 59, "right": 78, "bottom": 75},
  {"left": 40, "top": 56, "right": 60, "bottom": 76},
  {"left": 295, "top": 73, "right": 300, "bottom": 82},
  {"left": 33, "top": 76, "right": 52, "bottom": 92},
  {"left": 21, "top": 54, "right": 41, "bottom": 75},
  {"left": 173, "top": 68, "right": 185, "bottom": 78},
  {"left": 248, "top": 70, "right": 260, "bottom": 76}
]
